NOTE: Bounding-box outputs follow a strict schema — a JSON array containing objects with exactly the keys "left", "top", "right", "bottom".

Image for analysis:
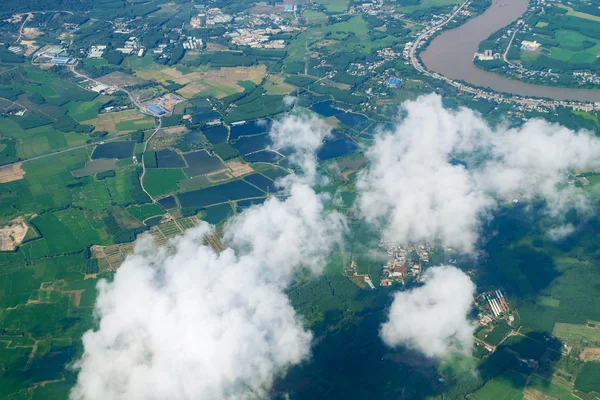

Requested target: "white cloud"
[
  {"left": 380, "top": 266, "right": 476, "bottom": 359},
  {"left": 547, "top": 223, "right": 575, "bottom": 241},
  {"left": 268, "top": 114, "right": 332, "bottom": 185},
  {"left": 356, "top": 95, "right": 493, "bottom": 253},
  {"left": 357, "top": 94, "right": 600, "bottom": 252},
  {"left": 71, "top": 115, "right": 346, "bottom": 400}
]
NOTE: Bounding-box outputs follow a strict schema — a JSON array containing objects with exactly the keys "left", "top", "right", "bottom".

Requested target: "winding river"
[{"left": 420, "top": 0, "right": 600, "bottom": 102}]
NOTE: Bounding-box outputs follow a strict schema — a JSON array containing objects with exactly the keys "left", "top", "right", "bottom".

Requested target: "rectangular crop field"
[
  {"left": 553, "top": 322, "right": 600, "bottom": 347},
  {"left": 127, "top": 204, "right": 164, "bottom": 221},
  {"left": 471, "top": 370, "right": 527, "bottom": 400},
  {"left": 83, "top": 110, "right": 154, "bottom": 134},
  {"left": 143, "top": 168, "right": 186, "bottom": 196}
]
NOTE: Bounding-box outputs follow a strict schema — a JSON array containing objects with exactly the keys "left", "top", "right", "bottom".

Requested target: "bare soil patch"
[
  {"left": 0, "top": 217, "right": 28, "bottom": 251},
  {"left": 227, "top": 160, "right": 253, "bottom": 177},
  {"left": 580, "top": 347, "right": 600, "bottom": 361},
  {"left": 23, "top": 27, "right": 42, "bottom": 39},
  {"left": 0, "top": 163, "right": 25, "bottom": 183},
  {"left": 20, "top": 40, "right": 39, "bottom": 56}
]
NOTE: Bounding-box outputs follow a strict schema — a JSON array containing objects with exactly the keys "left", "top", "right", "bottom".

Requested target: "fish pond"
[
  {"left": 244, "top": 150, "right": 282, "bottom": 163},
  {"left": 310, "top": 101, "right": 342, "bottom": 117},
  {"left": 244, "top": 173, "right": 279, "bottom": 194},
  {"left": 336, "top": 112, "right": 368, "bottom": 127},
  {"left": 183, "top": 150, "right": 226, "bottom": 177},
  {"left": 92, "top": 141, "right": 135, "bottom": 159},
  {"left": 229, "top": 119, "right": 272, "bottom": 140},
  {"left": 203, "top": 203, "right": 234, "bottom": 225},
  {"left": 317, "top": 137, "right": 359, "bottom": 161},
  {"left": 178, "top": 180, "right": 265, "bottom": 208},
  {"left": 158, "top": 196, "right": 177, "bottom": 209},
  {"left": 156, "top": 149, "right": 186, "bottom": 168},
  {"left": 202, "top": 125, "right": 228, "bottom": 144},
  {"left": 233, "top": 134, "right": 271, "bottom": 155}
]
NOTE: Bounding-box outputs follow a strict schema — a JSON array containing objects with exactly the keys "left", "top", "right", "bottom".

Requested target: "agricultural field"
[
  {"left": 143, "top": 168, "right": 186, "bottom": 196},
  {"left": 553, "top": 322, "right": 600, "bottom": 348},
  {"left": 71, "top": 158, "right": 118, "bottom": 178},
  {"left": 313, "top": 0, "right": 350, "bottom": 13},
  {"left": 470, "top": 370, "right": 527, "bottom": 400},
  {"left": 397, "top": 0, "right": 462, "bottom": 13},
  {"left": 127, "top": 204, "right": 165, "bottom": 221},
  {"left": 83, "top": 110, "right": 155, "bottom": 134}
]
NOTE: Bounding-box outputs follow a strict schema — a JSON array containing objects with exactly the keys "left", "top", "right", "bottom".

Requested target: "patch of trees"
[
  {"left": 0, "top": 0, "right": 90, "bottom": 16},
  {"left": 96, "top": 170, "right": 116, "bottom": 180},
  {"left": 104, "top": 50, "right": 124, "bottom": 66},
  {"left": 310, "top": 84, "right": 368, "bottom": 105},
  {"left": 90, "top": 131, "right": 109, "bottom": 138},
  {"left": 53, "top": 115, "right": 94, "bottom": 133},
  {"left": 143, "top": 150, "right": 157, "bottom": 168},
  {"left": 0, "top": 47, "right": 25, "bottom": 64},
  {"left": 103, "top": 212, "right": 147, "bottom": 244},
  {"left": 131, "top": 130, "right": 145, "bottom": 143},
  {"left": 0, "top": 138, "right": 18, "bottom": 166},
  {"left": 284, "top": 75, "right": 317, "bottom": 87}
]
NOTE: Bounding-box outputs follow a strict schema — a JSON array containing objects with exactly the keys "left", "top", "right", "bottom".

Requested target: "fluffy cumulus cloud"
[
  {"left": 357, "top": 94, "right": 600, "bottom": 253},
  {"left": 380, "top": 266, "right": 476, "bottom": 359},
  {"left": 71, "top": 116, "right": 345, "bottom": 400},
  {"left": 269, "top": 114, "right": 332, "bottom": 185}
]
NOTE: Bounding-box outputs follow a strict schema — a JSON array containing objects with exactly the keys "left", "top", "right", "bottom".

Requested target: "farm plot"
[
  {"left": 96, "top": 71, "right": 147, "bottom": 87},
  {"left": 183, "top": 150, "right": 226, "bottom": 177},
  {"left": 65, "top": 96, "right": 113, "bottom": 122},
  {"left": 554, "top": 322, "right": 600, "bottom": 347},
  {"left": 177, "top": 65, "right": 267, "bottom": 99},
  {"left": 178, "top": 180, "right": 265, "bottom": 208},
  {"left": 71, "top": 159, "right": 118, "bottom": 178},
  {"left": 83, "top": 110, "right": 155, "bottom": 133},
  {"left": 227, "top": 160, "right": 253, "bottom": 177},
  {"left": 0, "top": 162, "right": 25, "bottom": 183},
  {"left": 143, "top": 168, "right": 186, "bottom": 197},
  {"left": 471, "top": 370, "right": 527, "bottom": 400},
  {"left": 127, "top": 204, "right": 164, "bottom": 222},
  {"left": 92, "top": 142, "right": 135, "bottom": 159}
]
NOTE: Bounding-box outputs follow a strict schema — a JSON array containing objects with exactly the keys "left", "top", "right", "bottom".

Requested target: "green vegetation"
[
  {"left": 127, "top": 204, "right": 164, "bottom": 221},
  {"left": 143, "top": 168, "right": 185, "bottom": 196},
  {"left": 575, "top": 362, "right": 600, "bottom": 393}
]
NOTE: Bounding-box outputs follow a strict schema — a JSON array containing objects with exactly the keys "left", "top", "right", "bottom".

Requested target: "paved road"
[{"left": 2, "top": 65, "right": 158, "bottom": 168}]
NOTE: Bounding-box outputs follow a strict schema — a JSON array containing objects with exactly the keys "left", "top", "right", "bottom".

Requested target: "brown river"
[{"left": 420, "top": 0, "right": 600, "bottom": 102}]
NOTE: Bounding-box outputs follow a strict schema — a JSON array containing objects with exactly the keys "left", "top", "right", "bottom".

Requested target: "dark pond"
[
  {"left": 317, "top": 137, "right": 359, "bottom": 161},
  {"left": 92, "top": 141, "right": 135, "bottom": 160},
  {"left": 158, "top": 196, "right": 177, "bottom": 209},
  {"left": 202, "top": 125, "right": 228, "bottom": 144},
  {"left": 310, "top": 101, "right": 342, "bottom": 117},
  {"left": 233, "top": 134, "right": 271, "bottom": 155},
  {"left": 229, "top": 119, "right": 272, "bottom": 140},
  {"left": 244, "top": 150, "right": 282, "bottom": 163},
  {"left": 178, "top": 180, "right": 265, "bottom": 208},
  {"left": 156, "top": 149, "right": 186, "bottom": 168},
  {"left": 183, "top": 150, "right": 225, "bottom": 177},
  {"left": 244, "top": 173, "right": 278, "bottom": 193}
]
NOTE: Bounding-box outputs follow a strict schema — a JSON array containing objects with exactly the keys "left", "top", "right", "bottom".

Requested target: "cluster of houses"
[{"left": 379, "top": 241, "right": 431, "bottom": 286}]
